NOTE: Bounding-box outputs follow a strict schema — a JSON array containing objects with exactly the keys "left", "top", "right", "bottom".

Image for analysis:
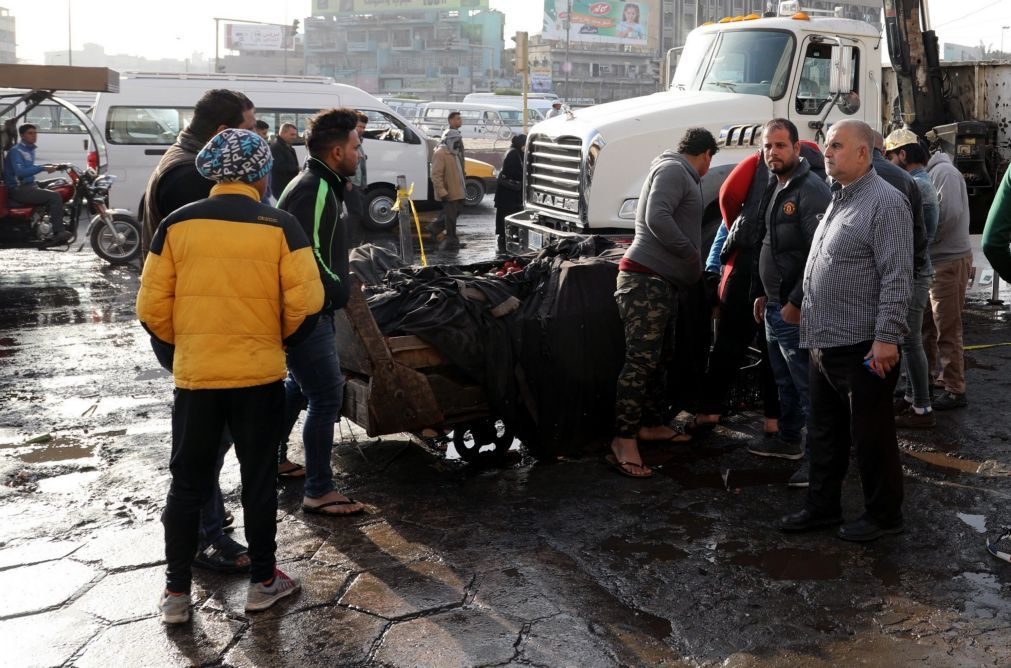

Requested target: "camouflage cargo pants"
[{"left": 614, "top": 270, "right": 678, "bottom": 439}]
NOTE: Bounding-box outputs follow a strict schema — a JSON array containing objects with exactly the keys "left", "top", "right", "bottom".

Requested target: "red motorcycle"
[{"left": 0, "top": 163, "right": 142, "bottom": 264}]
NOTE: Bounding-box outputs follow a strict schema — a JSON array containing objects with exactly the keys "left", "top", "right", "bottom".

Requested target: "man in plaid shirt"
[{"left": 779, "top": 120, "right": 914, "bottom": 542}]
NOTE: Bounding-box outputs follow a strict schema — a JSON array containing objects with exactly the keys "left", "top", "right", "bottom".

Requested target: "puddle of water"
[
  {"left": 135, "top": 368, "right": 170, "bottom": 381},
  {"left": 18, "top": 437, "right": 96, "bottom": 463},
  {"left": 904, "top": 449, "right": 982, "bottom": 474},
  {"left": 600, "top": 535, "right": 689, "bottom": 563},
  {"left": 871, "top": 558, "right": 902, "bottom": 587},
  {"left": 958, "top": 572, "right": 1009, "bottom": 620},
  {"left": 729, "top": 547, "right": 843, "bottom": 581},
  {"left": 36, "top": 470, "right": 100, "bottom": 495},
  {"left": 662, "top": 465, "right": 792, "bottom": 491},
  {"left": 957, "top": 513, "right": 987, "bottom": 534}
]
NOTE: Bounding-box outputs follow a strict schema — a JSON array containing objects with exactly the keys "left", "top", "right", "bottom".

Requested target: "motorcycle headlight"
[{"left": 618, "top": 198, "right": 638, "bottom": 219}]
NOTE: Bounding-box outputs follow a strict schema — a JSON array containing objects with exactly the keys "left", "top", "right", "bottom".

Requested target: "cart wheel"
[{"left": 452, "top": 419, "right": 514, "bottom": 462}]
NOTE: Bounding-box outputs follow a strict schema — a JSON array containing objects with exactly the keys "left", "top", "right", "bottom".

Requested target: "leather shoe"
[
  {"left": 778, "top": 508, "right": 843, "bottom": 533},
  {"left": 837, "top": 515, "right": 903, "bottom": 542}
]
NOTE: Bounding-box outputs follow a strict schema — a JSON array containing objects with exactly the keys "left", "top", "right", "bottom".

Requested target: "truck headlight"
[{"left": 618, "top": 199, "right": 638, "bottom": 219}]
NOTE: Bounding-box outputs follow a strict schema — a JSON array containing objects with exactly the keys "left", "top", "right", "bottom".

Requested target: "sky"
[{"left": 3, "top": 0, "right": 1008, "bottom": 63}]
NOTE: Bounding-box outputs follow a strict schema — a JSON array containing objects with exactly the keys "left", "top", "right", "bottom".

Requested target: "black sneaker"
[
  {"left": 778, "top": 508, "right": 843, "bottom": 533},
  {"left": 788, "top": 461, "right": 810, "bottom": 488},
  {"left": 747, "top": 435, "right": 803, "bottom": 460},
  {"left": 837, "top": 515, "right": 904, "bottom": 542},
  {"left": 893, "top": 398, "right": 911, "bottom": 415},
  {"left": 894, "top": 409, "right": 936, "bottom": 429},
  {"left": 933, "top": 391, "right": 967, "bottom": 411}
]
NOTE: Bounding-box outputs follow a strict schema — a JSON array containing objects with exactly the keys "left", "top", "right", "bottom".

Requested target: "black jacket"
[
  {"left": 871, "top": 149, "right": 929, "bottom": 276},
  {"left": 751, "top": 158, "right": 832, "bottom": 306},
  {"left": 278, "top": 158, "right": 349, "bottom": 312},
  {"left": 494, "top": 147, "right": 524, "bottom": 210},
  {"left": 270, "top": 139, "right": 300, "bottom": 199}
]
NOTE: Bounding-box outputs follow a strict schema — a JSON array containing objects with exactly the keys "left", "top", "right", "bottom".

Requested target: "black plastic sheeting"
[{"left": 348, "top": 238, "right": 709, "bottom": 457}]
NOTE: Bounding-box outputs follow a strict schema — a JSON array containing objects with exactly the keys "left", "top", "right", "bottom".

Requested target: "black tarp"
[{"left": 348, "top": 237, "right": 707, "bottom": 457}]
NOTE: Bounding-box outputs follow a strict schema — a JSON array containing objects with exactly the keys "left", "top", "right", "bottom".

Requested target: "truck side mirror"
[{"left": 829, "top": 45, "right": 853, "bottom": 95}]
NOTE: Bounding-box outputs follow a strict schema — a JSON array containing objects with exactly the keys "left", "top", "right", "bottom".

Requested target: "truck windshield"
[{"left": 696, "top": 30, "right": 795, "bottom": 99}]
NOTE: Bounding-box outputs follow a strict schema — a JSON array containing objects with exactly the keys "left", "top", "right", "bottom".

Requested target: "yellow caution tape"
[
  {"left": 392, "top": 182, "right": 427, "bottom": 267},
  {"left": 964, "top": 342, "right": 1011, "bottom": 351}
]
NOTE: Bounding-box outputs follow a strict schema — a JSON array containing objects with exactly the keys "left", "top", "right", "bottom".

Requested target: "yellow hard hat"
[{"left": 883, "top": 127, "right": 920, "bottom": 151}]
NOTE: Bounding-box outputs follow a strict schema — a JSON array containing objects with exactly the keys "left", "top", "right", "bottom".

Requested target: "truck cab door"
[{"left": 788, "top": 37, "right": 871, "bottom": 143}]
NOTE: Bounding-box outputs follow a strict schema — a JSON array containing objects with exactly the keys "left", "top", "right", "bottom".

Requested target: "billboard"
[
  {"left": 225, "top": 23, "right": 288, "bottom": 51},
  {"left": 314, "top": 0, "right": 489, "bottom": 14},
  {"left": 543, "top": 0, "right": 651, "bottom": 46}
]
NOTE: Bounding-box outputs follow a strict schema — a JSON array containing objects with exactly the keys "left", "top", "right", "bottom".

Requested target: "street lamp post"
[{"left": 564, "top": 0, "right": 572, "bottom": 99}]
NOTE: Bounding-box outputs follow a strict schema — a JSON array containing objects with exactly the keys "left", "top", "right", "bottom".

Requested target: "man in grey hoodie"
[
  {"left": 924, "top": 150, "right": 972, "bottom": 409},
  {"left": 608, "top": 127, "right": 718, "bottom": 478}
]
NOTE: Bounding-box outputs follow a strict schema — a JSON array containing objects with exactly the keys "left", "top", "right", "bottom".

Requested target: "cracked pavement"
[{"left": 2, "top": 201, "right": 1011, "bottom": 667}]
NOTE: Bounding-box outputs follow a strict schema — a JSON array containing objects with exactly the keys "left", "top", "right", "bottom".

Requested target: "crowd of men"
[
  {"left": 610, "top": 117, "right": 988, "bottom": 544},
  {"left": 132, "top": 87, "right": 1009, "bottom": 625}
]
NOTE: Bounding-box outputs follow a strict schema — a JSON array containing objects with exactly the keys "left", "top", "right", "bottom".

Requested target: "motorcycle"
[{"left": 0, "top": 163, "right": 142, "bottom": 265}]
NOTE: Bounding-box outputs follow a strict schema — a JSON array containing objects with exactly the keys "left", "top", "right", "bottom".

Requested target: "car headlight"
[
  {"left": 491, "top": 168, "right": 499, "bottom": 177},
  {"left": 618, "top": 198, "right": 638, "bottom": 219}
]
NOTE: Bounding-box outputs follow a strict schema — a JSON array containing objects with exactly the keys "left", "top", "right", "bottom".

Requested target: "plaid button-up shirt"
[{"left": 800, "top": 167, "right": 913, "bottom": 349}]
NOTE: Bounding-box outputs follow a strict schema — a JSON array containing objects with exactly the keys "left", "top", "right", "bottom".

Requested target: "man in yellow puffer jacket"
[{"left": 137, "top": 128, "right": 323, "bottom": 624}]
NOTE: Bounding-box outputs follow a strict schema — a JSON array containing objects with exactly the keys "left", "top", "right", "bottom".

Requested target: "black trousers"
[
  {"left": 699, "top": 301, "right": 780, "bottom": 419},
  {"left": 805, "top": 342, "right": 903, "bottom": 523},
  {"left": 164, "top": 382, "right": 283, "bottom": 592}
]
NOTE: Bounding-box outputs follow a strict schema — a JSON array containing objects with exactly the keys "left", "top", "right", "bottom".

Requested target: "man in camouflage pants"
[{"left": 611, "top": 128, "right": 718, "bottom": 478}]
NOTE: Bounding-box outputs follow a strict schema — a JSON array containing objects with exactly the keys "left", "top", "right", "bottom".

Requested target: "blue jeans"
[
  {"left": 281, "top": 312, "right": 343, "bottom": 498},
  {"left": 764, "top": 302, "right": 810, "bottom": 443},
  {"left": 900, "top": 274, "right": 932, "bottom": 409}
]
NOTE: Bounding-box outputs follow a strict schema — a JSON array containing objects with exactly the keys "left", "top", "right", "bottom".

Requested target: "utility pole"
[
  {"left": 214, "top": 18, "right": 220, "bottom": 72},
  {"left": 67, "top": 0, "right": 72, "bottom": 66},
  {"left": 564, "top": 0, "right": 572, "bottom": 99}
]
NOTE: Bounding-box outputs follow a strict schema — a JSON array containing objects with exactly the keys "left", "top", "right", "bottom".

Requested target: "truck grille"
[{"left": 527, "top": 134, "right": 583, "bottom": 220}]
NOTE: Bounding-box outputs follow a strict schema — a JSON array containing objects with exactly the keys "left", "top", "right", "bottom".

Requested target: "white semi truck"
[{"left": 505, "top": 2, "right": 1010, "bottom": 252}]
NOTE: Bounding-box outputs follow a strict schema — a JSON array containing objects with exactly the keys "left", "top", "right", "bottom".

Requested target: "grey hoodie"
[
  {"left": 623, "top": 151, "right": 704, "bottom": 287},
  {"left": 926, "top": 152, "right": 972, "bottom": 264}
]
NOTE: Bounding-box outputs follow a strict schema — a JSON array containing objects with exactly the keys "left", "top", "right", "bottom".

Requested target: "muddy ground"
[{"left": 2, "top": 198, "right": 1011, "bottom": 667}]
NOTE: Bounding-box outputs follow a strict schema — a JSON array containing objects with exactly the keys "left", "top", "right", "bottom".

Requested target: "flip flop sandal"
[
  {"left": 278, "top": 462, "right": 306, "bottom": 479},
  {"left": 193, "top": 535, "right": 250, "bottom": 573},
  {"left": 301, "top": 497, "right": 366, "bottom": 517},
  {"left": 604, "top": 454, "right": 654, "bottom": 479}
]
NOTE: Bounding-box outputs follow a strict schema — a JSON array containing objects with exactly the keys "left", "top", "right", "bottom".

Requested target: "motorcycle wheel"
[{"left": 90, "top": 213, "right": 142, "bottom": 265}]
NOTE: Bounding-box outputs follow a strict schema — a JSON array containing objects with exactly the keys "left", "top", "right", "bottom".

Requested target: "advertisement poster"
[
  {"left": 225, "top": 24, "right": 287, "bottom": 51},
  {"left": 530, "top": 64, "right": 554, "bottom": 93},
  {"left": 543, "top": 0, "right": 651, "bottom": 46}
]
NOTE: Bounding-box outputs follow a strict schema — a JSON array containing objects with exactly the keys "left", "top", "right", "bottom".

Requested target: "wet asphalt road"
[{"left": 2, "top": 198, "right": 1011, "bottom": 667}]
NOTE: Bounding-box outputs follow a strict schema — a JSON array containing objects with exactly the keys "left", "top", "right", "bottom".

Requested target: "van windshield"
[
  {"left": 688, "top": 30, "right": 795, "bottom": 99},
  {"left": 497, "top": 109, "right": 541, "bottom": 125}
]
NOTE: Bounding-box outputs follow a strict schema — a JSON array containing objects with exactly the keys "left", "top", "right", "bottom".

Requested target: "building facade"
[
  {"left": 304, "top": 0, "right": 505, "bottom": 98},
  {"left": 0, "top": 7, "right": 15, "bottom": 64},
  {"left": 44, "top": 43, "right": 211, "bottom": 73}
]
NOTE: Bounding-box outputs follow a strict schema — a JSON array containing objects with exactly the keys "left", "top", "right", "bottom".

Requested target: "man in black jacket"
[
  {"left": 747, "top": 119, "right": 831, "bottom": 484},
  {"left": 276, "top": 108, "right": 367, "bottom": 517},
  {"left": 270, "top": 123, "right": 300, "bottom": 199}
]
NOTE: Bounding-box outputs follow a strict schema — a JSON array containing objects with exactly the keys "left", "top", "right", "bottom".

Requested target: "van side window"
[
  {"left": 106, "top": 106, "right": 191, "bottom": 144},
  {"left": 359, "top": 110, "right": 419, "bottom": 144}
]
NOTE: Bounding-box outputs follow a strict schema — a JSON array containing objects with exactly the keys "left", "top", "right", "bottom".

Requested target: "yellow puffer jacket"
[{"left": 136, "top": 182, "right": 324, "bottom": 390}]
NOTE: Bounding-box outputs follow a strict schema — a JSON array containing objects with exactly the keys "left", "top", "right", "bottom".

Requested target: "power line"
[{"left": 934, "top": 0, "right": 1005, "bottom": 29}]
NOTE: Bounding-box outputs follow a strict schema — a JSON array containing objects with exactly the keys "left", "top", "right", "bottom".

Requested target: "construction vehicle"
[{"left": 504, "top": 1, "right": 1009, "bottom": 252}]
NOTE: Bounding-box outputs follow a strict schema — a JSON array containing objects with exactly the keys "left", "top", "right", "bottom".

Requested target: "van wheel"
[
  {"left": 464, "top": 178, "right": 485, "bottom": 207},
  {"left": 362, "top": 186, "right": 398, "bottom": 232}
]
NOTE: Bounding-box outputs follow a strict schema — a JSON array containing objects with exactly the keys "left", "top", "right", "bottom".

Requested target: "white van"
[
  {"left": 462, "top": 92, "right": 559, "bottom": 117},
  {"left": 380, "top": 97, "right": 430, "bottom": 123},
  {"left": 417, "top": 102, "right": 541, "bottom": 140},
  {"left": 91, "top": 72, "right": 431, "bottom": 230}
]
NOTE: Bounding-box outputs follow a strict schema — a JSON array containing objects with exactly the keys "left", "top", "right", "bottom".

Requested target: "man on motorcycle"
[{"left": 3, "top": 124, "right": 70, "bottom": 245}]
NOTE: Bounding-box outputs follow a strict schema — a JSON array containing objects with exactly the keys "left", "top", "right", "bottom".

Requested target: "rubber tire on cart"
[
  {"left": 361, "top": 185, "right": 398, "bottom": 232},
  {"left": 463, "top": 178, "right": 485, "bottom": 207},
  {"left": 90, "top": 212, "right": 142, "bottom": 265},
  {"left": 452, "top": 419, "right": 514, "bottom": 463}
]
